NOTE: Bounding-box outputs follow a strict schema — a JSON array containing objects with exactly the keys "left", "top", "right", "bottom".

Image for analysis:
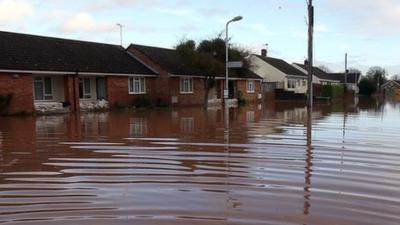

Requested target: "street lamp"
[
  {"left": 224, "top": 16, "right": 243, "bottom": 100},
  {"left": 223, "top": 16, "right": 243, "bottom": 149},
  {"left": 116, "top": 23, "right": 124, "bottom": 46}
]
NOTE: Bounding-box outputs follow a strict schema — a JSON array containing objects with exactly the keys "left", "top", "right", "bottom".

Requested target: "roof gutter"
[
  {"left": 0, "top": 69, "right": 75, "bottom": 75},
  {"left": 0, "top": 69, "right": 156, "bottom": 77},
  {"left": 169, "top": 74, "right": 262, "bottom": 81},
  {"left": 77, "top": 72, "right": 156, "bottom": 77}
]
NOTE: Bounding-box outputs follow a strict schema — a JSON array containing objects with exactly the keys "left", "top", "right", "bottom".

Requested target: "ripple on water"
[{"left": 1, "top": 101, "right": 400, "bottom": 225}]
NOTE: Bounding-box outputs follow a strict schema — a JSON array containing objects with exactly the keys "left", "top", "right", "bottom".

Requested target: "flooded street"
[{"left": 1, "top": 98, "right": 400, "bottom": 225}]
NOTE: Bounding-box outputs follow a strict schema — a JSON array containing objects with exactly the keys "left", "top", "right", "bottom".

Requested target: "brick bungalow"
[
  {"left": 0, "top": 31, "right": 261, "bottom": 115},
  {"left": 0, "top": 31, "right": 156, "bottom": 114},
  {"left": 381, "top": 80, "right": 400, "bottom": 97},
  {"left": 127, "top": 44, "right": 262, "bottom": 106}
]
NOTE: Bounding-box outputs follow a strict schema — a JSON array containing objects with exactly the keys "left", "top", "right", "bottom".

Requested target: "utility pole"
[
  {"left": 306, "top": 0, "right": 314, "bottom": 150},
  {"left": 307, "top": 0, "right": 314, "bottom": 108},
  {"left": 345, "top": 53, "right": 348, "bottom": 90},
  {"left": 116, "top": 23, "right": 123, "bottom": 46}
]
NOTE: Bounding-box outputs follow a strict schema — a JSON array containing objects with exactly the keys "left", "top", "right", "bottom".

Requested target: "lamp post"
[
  {"left": 224, "top": 16, "right": 243, "bottom": 100},
  {"left": 224, "top": 16, "right": 243, "bottom": 150},
  {"left": 116, "top": 23, "right": 124, "bottom": 46}
]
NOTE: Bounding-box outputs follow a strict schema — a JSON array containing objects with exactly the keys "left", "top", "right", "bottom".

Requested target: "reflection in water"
[
  {"left": 0, "top": 98, "right": 400, "bottom": 225},
  {"left": 180, "top": 117, "right": 194, "bottom": 134},
  {"left": 303, "top": 106, "right": 313, "bottom": 223},
  {"left": 130, "top": 117, "right": 148, "bottom": 137}
]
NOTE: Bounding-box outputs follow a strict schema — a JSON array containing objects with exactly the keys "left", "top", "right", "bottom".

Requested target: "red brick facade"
[
  {"left": 237, "top": 80, "right": 262, "bottom": 103},
  {"left": 127, "top": 46, "right": 210, "bottom": 106},
  {"left": 169, "top": 77, "right": 206, "bottom": 106},
  {"left": 126, "top": 45, "right": 262, "bottom": 107},
  {"left": 216, "top": 79, "right": 261, "bottom": 103},
  {"left": 106, "top": 76, "right": 156, "bottom": 107},
  {"left": 0, "top": 49, "right": 262, "bottom": 114},
  {"left": 127, "top": 46, "right": 171, "bottom": 105},
  {"left": 64, "top": 74, "right": 79, "bottom": 112},
  {"left": 0, "top": 73, "right": 34, "bottom": 114}
]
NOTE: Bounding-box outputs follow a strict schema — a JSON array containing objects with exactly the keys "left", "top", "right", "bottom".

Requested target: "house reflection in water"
[
  {"left": 130, "top": 117, "right": 148, "bottom": 137},
  {"left": 180, "top": 117, "right": 194, "bottom": 134},
  {"left": 80, "top": 113, "right": 109, "bottom": 137},
  {"left": 246, "top": 111, "right": 255, "bottom": 123},
  {"left": 36, "top": 116, "right": 66, "bottom": 138}
]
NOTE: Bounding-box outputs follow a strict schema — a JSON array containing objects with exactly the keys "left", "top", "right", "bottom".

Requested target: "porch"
[
  {"left": 78, "top": 76, "right": 109, "bottom": 111},
  {"left": 33, "top": 75, "right": 109, "bottom": 113}
]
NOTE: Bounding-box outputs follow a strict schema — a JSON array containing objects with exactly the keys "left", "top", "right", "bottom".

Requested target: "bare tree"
[{"left": 317, "top": 65, "right": 331, "bottom": 73}]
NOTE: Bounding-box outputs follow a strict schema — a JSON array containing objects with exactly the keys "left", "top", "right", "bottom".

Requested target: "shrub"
[
  {"left": 321, "top": 85, "right": 332, "bottom": 97},
  {"left": 358, "top": 78, "right": 377, "bottom": 96},
  {"left": 0, "top": 94, "right": 13, "bottom": 114},
  {"left": 237, "top": 91, "right": 247, "bottom": 106},
  {"left": 133, "top": 95, "right": 154, "bottom": 108},
  {"left": 331, "top": 85, "right": 344, "bottom": 98},
  {"left": 321, "top": 84, "right": 344, "bottom": 98},
  {"left": 154, "top": 98, "right": 169, "bottom": 108},
  {"left": 112, "top": 101, "right": 127, "bottom": 109}
]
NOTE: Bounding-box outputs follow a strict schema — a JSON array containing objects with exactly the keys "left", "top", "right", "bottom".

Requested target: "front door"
[{"left": 96, "top": 77, "right": 106, "bottom": 100}]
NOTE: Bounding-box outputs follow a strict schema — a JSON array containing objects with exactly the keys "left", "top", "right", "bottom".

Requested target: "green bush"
[
  {"left": 321, "top": 85, "right": 332, "bottom": 97},
  {"left": 321, "top": 85, "right": 344, "bottom": 98},
  {"left": 133, "top": 95, "right": 154, "bottom": 108},
  {"left": 112, "top": 101, "right": 127, "bottom": 109},
  {"left": 358, "top": 78, "right": 377, "bottom": 96},
  {"left": 331, "top": 85, "right": 344, "bottom": 98},
  {"left": 237, "top": 91, "right": 247, "bottom": 106},
  {"left": 0, "top": 94, "right": 13, "bottom": 114}
]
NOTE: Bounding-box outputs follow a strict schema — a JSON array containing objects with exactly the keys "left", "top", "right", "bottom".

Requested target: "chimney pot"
[{"left": 261, "top": 49, "right": 267, "bottom": 57}]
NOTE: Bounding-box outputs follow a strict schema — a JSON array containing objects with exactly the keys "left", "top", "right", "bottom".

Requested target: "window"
[
  {"left": 79, "top": 78, "right": 91, "bottom": 99},
  {"left": 247, "top": 80, "right": 255, "bottom": 93},
  {"left": 287, "top": 79, "right": 296, "bottom": 89},
  {"left": 129, "top": 77, "right": 146, "bottom": 94},
  {"left": 246, "top": 111, "right": 255, "bottom": 122},
  {"left": 33, "top": 77, "right": 53, "bottom": 101},
  {"left": 302, "top": 80, "right": 307, "bottom": 86},
  {"left": 130, "top": 118, "right": 147, "bottom": 137},
  {"left": 180, "top": 77, "right": 193, "bottom": 93},
  {"left": 180, "top": 117, "right": 194, "bottom": 134}
]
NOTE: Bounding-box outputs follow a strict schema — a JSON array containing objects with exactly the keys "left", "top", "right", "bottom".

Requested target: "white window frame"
[
  {"left": 33, "top": 76, "right": 53, "bottom": 101},
  {"left": 287, "top": 79, "right": 296, "bottom": 89},
  {"left": 246, "top": 80, "right": 255, "bottom": 93},
  {"left": 180, "top": 117, "right": 194, "bottom": 134},
  {"left": 79, "top": 77, "right": 92, "bottom": 99},
  {"left": 130, "top": 118, "right": 147, "bottom": 137},
  {"left": 180, "top": 77, "right": 193, "bottom": 94},
  {"left": 129, "top": 77, "right": 146, "bottom": 94}
]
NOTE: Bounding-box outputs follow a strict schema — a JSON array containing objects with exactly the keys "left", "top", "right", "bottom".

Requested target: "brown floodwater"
[{"left": 0, "top": 98, "right": 400, "bottom": 225}]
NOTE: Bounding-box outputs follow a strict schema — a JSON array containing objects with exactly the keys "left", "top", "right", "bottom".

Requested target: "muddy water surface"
[{"left": 0, "top": 99, "right": 400, "bottom": 225}]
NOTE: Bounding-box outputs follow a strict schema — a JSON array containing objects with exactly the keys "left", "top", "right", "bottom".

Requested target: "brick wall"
[
  {"left": 237, "top": 80, "right": 261, "bottom": 103},
  {"left": 64, "top": 74, "right": 79, "bottom": 111},
  {"left": 106, "top": 76, "right": 156, "bottom": 107},
  {"left": 169, "top": 77, "right": 205, "bottom": 106},
  {"left": 126, "top": 46, "right": 171, "bottom": 104},
  {"left": 0, "top": 73, "right": 34, "bottom": 114}
]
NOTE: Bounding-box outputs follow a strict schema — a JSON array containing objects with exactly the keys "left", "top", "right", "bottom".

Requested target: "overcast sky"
[{"left": 0, "top": 0, "right": 399, "bottom": 76}]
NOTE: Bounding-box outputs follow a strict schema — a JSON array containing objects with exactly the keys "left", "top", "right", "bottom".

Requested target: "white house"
[
  {"left": 293, "top": 62, "right": 361, "bottom": 93},
  {"left": 250, "top": 50, "right": 308, "bottom": 94}
]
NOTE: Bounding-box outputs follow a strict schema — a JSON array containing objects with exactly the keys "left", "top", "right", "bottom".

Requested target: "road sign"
[
  {"left": 227, "top": 61, "right": 243, "bottom": 68},
  {"left": 224, "top": 90, "right": 229, "bottom": 98}
]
